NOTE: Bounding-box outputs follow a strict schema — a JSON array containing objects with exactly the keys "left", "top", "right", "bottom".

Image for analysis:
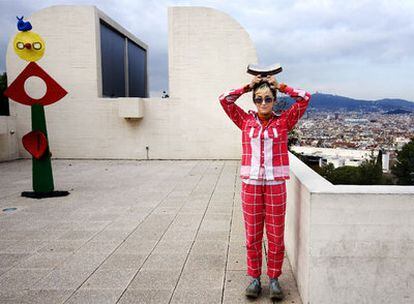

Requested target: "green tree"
[
  {"left": 288, "top": 128, "right": 299, "bottom": 147},
  {"left": 328, "top": 166, "right": 361, "bottom": 184},
  {"left": 318, "top": 163, "right": 335, "bottom": 180},
  {"left": 317, "top": 150, "right": 385, "bottom": 185},
  {"left": 392, "top": 138, "right": 414, "bottom": 185},
  {"left": 358, "top": 150, "right": 383, "bottom": 185}
]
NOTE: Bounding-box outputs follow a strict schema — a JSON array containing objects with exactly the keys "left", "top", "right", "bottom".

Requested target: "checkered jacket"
[{"left": 219, "top": 83, "right": 311, "bottom": 180}]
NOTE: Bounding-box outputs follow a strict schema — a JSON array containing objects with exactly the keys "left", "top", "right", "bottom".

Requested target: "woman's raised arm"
[
  {"left": 219, "top": 76, "right": 261, "bottom": 130},
  {"left": 219, "top": 85, "right": 250, "bottom": 130},
  {"left": 278, "top": 83, "right": 311, "bottom": 131}
]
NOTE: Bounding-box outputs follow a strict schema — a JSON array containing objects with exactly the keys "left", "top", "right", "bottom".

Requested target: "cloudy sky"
[{"left": 1, "top": 0, "right": 414, "bottom": 101}]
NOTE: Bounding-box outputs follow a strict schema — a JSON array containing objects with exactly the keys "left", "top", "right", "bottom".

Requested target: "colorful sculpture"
[{"left": 4, "top": 16, "right": 69, "bottom": 198}]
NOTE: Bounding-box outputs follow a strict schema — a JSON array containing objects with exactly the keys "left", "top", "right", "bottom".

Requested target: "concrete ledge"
[
  {"left": 289, "top": 151, "right": 414, "bottom": 194},
  {"left": 286, "top": 152, "right": 414, "bottom": 304},
  {"left": 117, "top": 98, "right": 144, "bottom": 119}
]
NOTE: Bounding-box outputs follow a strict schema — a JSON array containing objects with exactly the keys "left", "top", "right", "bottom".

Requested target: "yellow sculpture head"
[{"left": 13, "top": 30, "right": 45, "bottom": 62}]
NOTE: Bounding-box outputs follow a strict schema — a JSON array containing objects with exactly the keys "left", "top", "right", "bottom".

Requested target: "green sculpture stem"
[{"left": 31, "top": 104, "right": 54, "bottom": 192}]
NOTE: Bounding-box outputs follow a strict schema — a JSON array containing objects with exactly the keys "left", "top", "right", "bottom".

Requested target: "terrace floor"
[{"left": 0, "top": 159, "right": 301, "bottom": 303}]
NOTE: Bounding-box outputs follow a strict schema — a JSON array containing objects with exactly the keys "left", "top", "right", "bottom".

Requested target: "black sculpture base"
[{"left": 21, "top": 190, "right": 70, "bottom": 199}]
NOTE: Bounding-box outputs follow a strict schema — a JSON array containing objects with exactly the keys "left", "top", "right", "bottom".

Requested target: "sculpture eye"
[
  {"left": 16, "top": 41, "right": 25, "bottom": 49},
  {"left": 33, "top": 42, "right": 42, "bottom": 50}
]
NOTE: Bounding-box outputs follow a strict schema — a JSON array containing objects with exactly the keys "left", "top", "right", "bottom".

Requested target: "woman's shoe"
[
  {"left": 245, "top": 277, "right": 261, "bottom": 298},
  {"left": 269, "top": 278, "right": 284, "bottom": 301}
]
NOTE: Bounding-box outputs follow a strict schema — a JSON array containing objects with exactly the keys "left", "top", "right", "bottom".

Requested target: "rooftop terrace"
[{"left": 0, "top": 159, "right": 301, "bottom": 303}]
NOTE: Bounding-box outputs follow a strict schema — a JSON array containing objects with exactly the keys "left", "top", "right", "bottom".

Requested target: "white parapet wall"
[
  {"left": 285, "top": 152, "right": 414, "bottom": 304},
  {"left": 3, "top": 5, "right": 257, "bottom": 160}
]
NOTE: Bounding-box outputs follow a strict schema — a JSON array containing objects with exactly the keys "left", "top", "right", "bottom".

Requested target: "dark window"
[
  {"left": 100, "top": 21, "right": 125, "bottom": 97},
  {"left": 128, "top": 41, "right": 147, "bottom": 97},
  {"left": 100, "top": 21, "right": 147, "bottom": 98},
  {"left": 0, "top": 72, "right": 10, "bottom": 116}
]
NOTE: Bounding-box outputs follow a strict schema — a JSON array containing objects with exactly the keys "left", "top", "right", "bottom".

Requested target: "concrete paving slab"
[
  {"left": 32, "top": 266, "right": 94, "bottom": 290},
  {"left": 227, "top": 251, "right": 248, "bottom": 271},
  {"left": 0, "top": 290, "right": 31, "bottom": 304},
  {"left": 14, "top": 252, "right": 71, "bottom": 269},
  {"left": 65, "top": 289, "right": 122, "bottom": 304},
  {"left": 0, "top": 253, "right": 31, "bottom": 268},
  {"left": 57, "top": 230, "right": 99, "bottom": 241},
  {"left": 191, "top": 240, "right": 228, "bottom": 255},
  {"left": 75, "top": 240, "right": 121, "bottom": 255},
  {"left": 141, "top": 253, "right": 187, "bottom": 271},
  {"left": 176, "top": 269, "right": 224, "bottom": 290},
  {"left": 200, "top": 219, "right": 231, "bottom": 232},
  {"left": 81, "top": 268, "right": 136, "bottom": 290},
  {"left": 185, "top": 253, "right": 227, "bottom": 271},
  {"left": 0, "top": 240, "right": 45, "bottom": 253},
  {"left": 59, "top": 253, "right": 107, "bottom": 271},
  {"left": 197, "top": 230, "right": 230, "bottom": 242},
  {"left": 19, "top": 289, "right": 74, "bottom": 304},
  {"left": 117, "top": 289, "right": 172, "bottom": 304},
  {"left": 128, "top": 269, "right": 181, "bottom": 290},
  {"left": 0, "top": 268, "right": 51, "bottom": 290},
  {"left": 0, "top": 268, "right": 12, "bottom": 276},
  {"left": 89, "top": 229, "right": 131, "bottom": 242},
  {"left": 37, "top": 240, "right": 87, "bottom": 253},
  {"left": 115, "top": 240, "right": 158, "bottom": 254},
  {"left": 151, "top": 240, "right": 193, "bottom": 255},
  {"left": 170, "top": 287, "right": 223, "bottom": 304},
  {"left": 99, "top": 253, "right": 147, "bottom": 270}
]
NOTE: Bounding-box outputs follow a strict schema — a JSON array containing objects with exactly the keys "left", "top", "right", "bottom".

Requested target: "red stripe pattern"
[
  {"left": 241, "top": 181, "right": 287, "bottom": 278},
  {"left": 219, "top": 83, "right": 311, "bottom": 181}
]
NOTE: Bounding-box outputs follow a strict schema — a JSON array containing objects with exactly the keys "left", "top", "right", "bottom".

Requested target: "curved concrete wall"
[{"left": 3, "top": 5, "right": 257, "bottom": 160}]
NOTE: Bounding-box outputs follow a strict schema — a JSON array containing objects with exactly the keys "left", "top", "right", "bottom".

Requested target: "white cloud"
[{"left": 1, "top": 0, "right": 414, "bottom": 100}]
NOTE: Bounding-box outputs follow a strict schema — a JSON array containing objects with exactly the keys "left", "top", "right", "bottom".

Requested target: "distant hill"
[
  {"left": 277, "top": 92, "right": 414, "bottom": 113},
  {"left": 384, "top": 109, "right": 412, "bottom": 115}
]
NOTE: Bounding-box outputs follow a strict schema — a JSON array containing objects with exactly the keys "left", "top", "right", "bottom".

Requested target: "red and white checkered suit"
[
  {"left": 219, "top": 83, "right": 311, "bottom": 181},
  {"left": 219, "top": 83, "right": 310, "bottom": 278}
]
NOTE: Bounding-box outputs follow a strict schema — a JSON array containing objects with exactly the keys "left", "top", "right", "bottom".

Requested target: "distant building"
[
  {"left": 395, "top": 137, "right": 411, "bottom": 150},
  {"left": 291, "top": 146, "right": 390, "bottom": 172},
  {"left": 344, "top": 118, "right": 369, "bottom": 124}
]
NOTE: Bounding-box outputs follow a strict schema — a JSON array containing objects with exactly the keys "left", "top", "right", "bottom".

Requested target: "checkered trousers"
[{"left": 241, "top": 180, "right": 287, "bottom": 279}]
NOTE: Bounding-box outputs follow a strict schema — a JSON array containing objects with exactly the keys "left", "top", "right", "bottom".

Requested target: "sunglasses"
[{"left": 253, "top": 96, "right": 274, "bottom": 104}]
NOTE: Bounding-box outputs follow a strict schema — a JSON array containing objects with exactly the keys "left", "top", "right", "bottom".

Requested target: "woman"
[{"left": 219, "top": 74, "right": 311, "bottom": 300}]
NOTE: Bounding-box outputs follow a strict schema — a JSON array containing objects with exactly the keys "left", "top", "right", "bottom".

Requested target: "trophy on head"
[{"left": 247, "top": 63, "right": 283, "bottom": 77}]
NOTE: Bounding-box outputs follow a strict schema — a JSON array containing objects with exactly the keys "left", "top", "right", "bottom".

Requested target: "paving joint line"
[
  {"left": 220, "top": 162, "right": 238, "bottom": 304},
  {"left": 167, "top": 160, "right": 226, "bottom": 304}
]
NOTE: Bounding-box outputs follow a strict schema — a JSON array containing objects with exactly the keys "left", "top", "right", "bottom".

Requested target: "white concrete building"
[{"left": 1, "top": 5, "right": 256, "bottom": 161}]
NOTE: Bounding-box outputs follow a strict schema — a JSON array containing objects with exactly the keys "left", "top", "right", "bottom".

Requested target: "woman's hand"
[
  {"left": 266, "top": 75, "right": 280, "bottom": 90},
  {"left": 248, "top": 75, "right": 262, "bottom": 90}
]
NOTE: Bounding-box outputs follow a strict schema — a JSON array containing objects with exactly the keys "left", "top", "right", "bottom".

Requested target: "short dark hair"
[{"left": 252, "top": 81, "right": 277, "bottom": 101}]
